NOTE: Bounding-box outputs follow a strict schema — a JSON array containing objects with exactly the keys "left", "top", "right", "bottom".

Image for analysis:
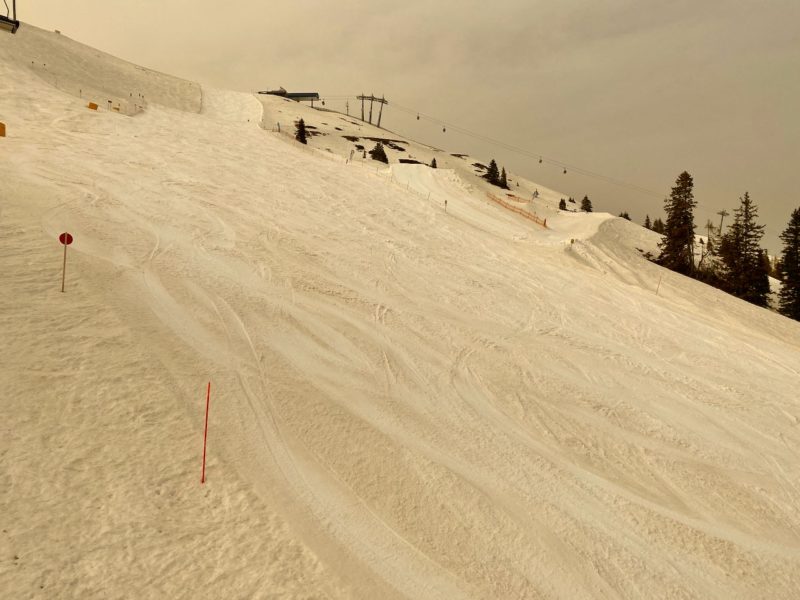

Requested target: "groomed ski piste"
[{"left": 2, "top": 25, "right": 799, "bottom": 599}]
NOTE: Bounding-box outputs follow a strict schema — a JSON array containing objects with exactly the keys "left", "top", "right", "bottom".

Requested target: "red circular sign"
[{"left": 59, "top": 232, "right": 73, "bottom": 245}]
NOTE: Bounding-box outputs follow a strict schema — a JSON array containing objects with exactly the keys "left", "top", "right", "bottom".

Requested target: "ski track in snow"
[{"left": 2, "top": 24, "right": 800, "bottom": 600}]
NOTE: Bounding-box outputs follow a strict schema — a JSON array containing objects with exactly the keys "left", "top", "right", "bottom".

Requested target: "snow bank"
[{"left": 200, "top": 87, "right": 262, "bottom": 123}]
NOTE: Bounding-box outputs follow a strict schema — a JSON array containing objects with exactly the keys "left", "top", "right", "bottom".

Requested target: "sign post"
[{"left": 58, "top": 232, "right": 73, "bottom": 292}]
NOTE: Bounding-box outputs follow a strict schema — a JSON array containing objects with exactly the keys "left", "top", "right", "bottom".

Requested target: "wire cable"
[{"left": 319, "top": 94, "right": 665, "bottom": 199}]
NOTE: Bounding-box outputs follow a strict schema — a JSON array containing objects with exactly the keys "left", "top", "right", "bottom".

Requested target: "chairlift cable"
[
  {"left": 317, "top": 95, "right": 664, "bottom": 199},
  {"left": 387, "top": 100, "right": 665, "bottom": 198}
]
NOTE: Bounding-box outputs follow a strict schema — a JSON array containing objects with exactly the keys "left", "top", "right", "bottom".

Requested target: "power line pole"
[
  {"left": 717, "top": 209, "right": 729, "bottom": 235},
  {"left": 377, "top": 94, "right": 387, "bottom": 128},
  {"left": 356, "top": 94, "right": 388, "bottom": 127},
  {"left": 369, "top": 93, "right": 374, "bottom": 124}
]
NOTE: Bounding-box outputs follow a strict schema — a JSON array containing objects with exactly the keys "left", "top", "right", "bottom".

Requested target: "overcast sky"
[{"left": 22, "top": 1, "right": 800, "bottom": 253}]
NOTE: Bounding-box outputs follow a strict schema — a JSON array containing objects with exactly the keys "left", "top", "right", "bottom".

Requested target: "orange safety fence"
[{"left": 486, "top": 193, "right": 547, "bottom": 228}]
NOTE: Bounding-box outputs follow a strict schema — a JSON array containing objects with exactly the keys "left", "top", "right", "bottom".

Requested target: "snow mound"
[{"left": 200, "top": 87, "right": 263, "bottom": 123}]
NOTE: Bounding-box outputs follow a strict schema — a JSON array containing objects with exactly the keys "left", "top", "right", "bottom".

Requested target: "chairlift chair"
[{"left": 1, "top": 0, "right": 19, "bottom": 33}]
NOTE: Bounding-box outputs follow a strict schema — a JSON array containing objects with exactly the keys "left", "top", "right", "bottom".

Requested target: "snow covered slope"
[
  {"left": 2, "top": 24, "right": 800, "bottom": 600},
  {"left": 2, "top": 24, "right": 200, "bottom": 114}
]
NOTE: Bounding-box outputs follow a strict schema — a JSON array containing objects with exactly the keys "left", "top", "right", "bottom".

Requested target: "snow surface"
[{"left": 2, "top": 24, "right": 800, "bottom": 599}]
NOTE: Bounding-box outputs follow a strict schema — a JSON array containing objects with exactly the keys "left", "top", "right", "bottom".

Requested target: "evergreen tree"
[
  {"left": 369, "top": 142, "right": 388, "bottom": 164},
  {"left": 658, "top": 171, "right": 697, "bottom": 275},
  {"left": 295, "top": 118, "right": 307, "bottom": 144},
  {"left": 499, "top": 168, "right": 508, "bottom": 189},
  {"left": 619, "top": 211, "right": 631, "bottom": 221},
  {"left": 778, "top": 207, "right": 800, "bottom": 319},
  {"left": 644, "top": 214, "right": 652, "bottom": 229},
  {"left": 754, "top": 250, "right": 772, "bottom": 305},
  {"left": 484, "top": 159, "right": 500, "bottom": 185},
  {"left": 697, "top": 239, "right": 707, "bottom": 265},
  {"left": 652, "top": 218, "right": 665, "bottom": 235},
  {"left": 559, "top": 198, "right": 567, "bottom": 210},
  {"left": 580, "top": 195, "right": 593, "bottom": 212},
  {"left": 430, "top": 157, "right": 437, "bottom": 169},
  {"left": 718, "top": 192, "right": 768, "bottom": 306},
  {"left": 704, "top": 219, "right": 717, "bottom": 253}
]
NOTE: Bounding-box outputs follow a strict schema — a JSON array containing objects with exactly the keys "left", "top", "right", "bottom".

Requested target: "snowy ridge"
[
  {"left": 2, "top": 24, "right": 800, "bottom": 600},
  {"left": 3, "top": 24, "right": 201, "bottom": 114}
]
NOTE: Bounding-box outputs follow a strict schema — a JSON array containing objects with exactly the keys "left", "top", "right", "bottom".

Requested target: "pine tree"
[
  {"left": 619, "top": 211, "right": 631, "bottom": 221},
  {"left": 499, "top": 168, "right": 508, "bottom": 189},
  {"left": 295, "top": 118, "right": 307, "bottom": 144},
  {"left": 658, "top": 171, "right": 697, "bottom": 275},
  {"left": 559, "top": 198, "right": 567, "bottom": 210},
  {"left": 704, "top": 219, "right": 717, "bottom": 251},
  {"left": 644, "top": 215, "right": 652, "bottom": 229},
  {"left": 484, "top": 159, "right": 500, "bottom": 185},
  {"left": 652, "top": 218, "right": 665, "bottom": 235},
  {"left": 580, "top": 195, "right": 592, "bottom": 212},
  {"left": 430, "top": 157, "right": 437, "bottom": 169},
  {"left": 718, "top": 192, "right": 768, "bottom": 306},
  {"left": 369, "top": 142, "right": 388, "bottom": 164},
  {"left": 778, "top": 207, "right": 800, "bottom": 319},
  {"left": 754, "top": 250, "right": 772, "bottom": 305}
]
